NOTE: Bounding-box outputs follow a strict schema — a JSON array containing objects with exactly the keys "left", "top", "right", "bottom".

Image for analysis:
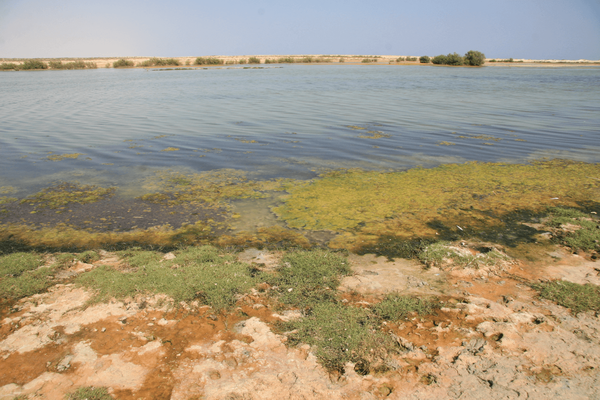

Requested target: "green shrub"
[
  {"left": 464, "top": 50, "right": 486, "bottom": 66},
  {"left": 445, "top": 52, "right": 464, "bottom": 65},
  {"left": 0, "top": 63, "right": 19, "bottom": 70},
  {"left": 264, "top": 58, "right": 276, "bottom": 64},
  {"left": 300, "top": 56, "right": 314, "bottom": 63},
  {"left": 20, "top": 60, "right": 48, "bottom": 70},
  {"left": 66, "top": 386, "right": 113, "bottom": 400},
  {"left": 489, "top": 59, "right": 497, "bottom": 62},
  {"left": 396, "top": 57, "right": 405, "bottom": 62},
  {"left": 432, "top": 54, "right": 447, "bottom": 64},
  {"left": 113, "top": 59, "right": 134, "bottom": 68},
  {"left": 194, "top": 57, "right": 224, "bottom": 65},
  {"left": 361, "top": 58, "right": 377, "bottom": 63},
  {"left": 238, "top": 58, "right": 247, "bottom": 64},
  {"left": 49, "top": 60, "right": 91, "bottom": 70},
  {"left": 406, "top": 56, "right": 417, "bottom": 62},
  {"left": 339, "top": 58, "right": 345, "bottom": 63},
  {"left": 266, "top": 249, "right": 350, "bottom": 308},
  {"left": 532, "top": 281, "right": 600, "bottom": 314},
  {"left": 419, "top": 55, "right": 431, "bottom": 63},
  {"left": 277, "top": 57, "right": 295, "bottom": 63},
  {"left": 139, "top": 58, "right": 181, "bottom": 67},
  {"left": 248, "top": 56, "right": 261, "bottom": 64}
]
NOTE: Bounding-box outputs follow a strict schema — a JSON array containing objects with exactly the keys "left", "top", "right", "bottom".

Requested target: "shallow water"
[{"left": 1, "top": 64, "right": 599, "bottom": 196}]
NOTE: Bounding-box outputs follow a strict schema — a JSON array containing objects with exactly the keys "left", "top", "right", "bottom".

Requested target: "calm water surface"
[{"left": 1, "top": 65, "right": 599, "bottom": 196}]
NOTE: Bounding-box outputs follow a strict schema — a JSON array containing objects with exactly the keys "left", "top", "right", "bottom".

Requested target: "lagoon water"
[{"left": 1, "top": 64, "right": 599, "bottom": 196}]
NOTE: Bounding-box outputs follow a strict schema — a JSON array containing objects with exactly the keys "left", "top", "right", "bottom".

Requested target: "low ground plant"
[
  {"left": 194, "top": 57, "right": 224, "bottom": 65},
  {"left": 113, "top": 59, "right": 134, "bottom": 68},
  {"left": 532, "top": 280, "right": 600, "bottom": 314},
  {"left": 65, "top": 386, "right": 113, "bottom": 400},
  {"left": 417, "top": 242, "right": 510, "bottom": 269},
  {"left": 76, "top": 246, "right": 259, "bottom": 311},
  {"left": 0, "top": 252, "right": 54, "bottom": 299},
  {"left": 266, "top": 249, "right": 350, "bottom": 308},
  {"left": 373, "top": 293, "right": 439, "bottom": 320},
  {"left": 283, "top": 303, "right": 393, "bottom": 374},
  {"left": 547, "top": 207, "right": 600, "bottom": 252}
]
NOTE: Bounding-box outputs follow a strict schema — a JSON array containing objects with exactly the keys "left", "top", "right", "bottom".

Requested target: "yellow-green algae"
[
  {"left": 138, "top": 169, "right": 296, "bottom": 207},
  {"left": 46, "top": 153, "right": 84, "bottom": 161},
  {"left": 20, "top": 182, "right": 115, "bottom": 209},
  {"left": 273, "top": 160, "right": 600, "bottom": 250}
]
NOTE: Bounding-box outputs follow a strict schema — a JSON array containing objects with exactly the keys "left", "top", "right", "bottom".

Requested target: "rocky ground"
[{"left": 0, "top": 244, "right": 599, "bottom": 400}]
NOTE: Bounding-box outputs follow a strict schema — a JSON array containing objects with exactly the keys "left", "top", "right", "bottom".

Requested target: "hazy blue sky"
[{"left": 1, "top": 0, "right": 599, "bottom": 59}]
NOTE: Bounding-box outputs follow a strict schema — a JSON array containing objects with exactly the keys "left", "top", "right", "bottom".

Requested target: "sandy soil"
[{"left": 0, "top": 242, "right": 599, "bottom": 399}]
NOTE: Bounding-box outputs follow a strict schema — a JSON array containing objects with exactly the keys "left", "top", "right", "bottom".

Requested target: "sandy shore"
[{"left": 1, "top": 55, "right": 599, "bottom": 69}]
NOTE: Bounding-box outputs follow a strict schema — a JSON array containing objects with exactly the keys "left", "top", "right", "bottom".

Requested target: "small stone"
[{"left": 101, "top": 327, "right": 106, "bottom": 332}]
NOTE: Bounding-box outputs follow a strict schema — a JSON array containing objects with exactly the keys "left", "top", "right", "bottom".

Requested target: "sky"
[{"left": 0, "top": 0, "right": 599, "bottom": 60}]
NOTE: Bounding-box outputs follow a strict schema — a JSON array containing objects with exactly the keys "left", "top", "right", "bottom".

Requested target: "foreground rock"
[{"left": 0, "top": 247, "right": 599, "bottom": 399}]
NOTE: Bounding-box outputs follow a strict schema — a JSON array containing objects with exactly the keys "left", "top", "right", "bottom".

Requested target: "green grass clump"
[
  {"left": 54, "top": 253, "right": 76, "bottom": 268},
  {"left": 373, "top": 293, "right": 439, "bottom": 320},
  {"left": 0, "top": 252, "right": 54, "bottom": 299},
  {"left": 532, "top": 281, "right": 600, "bottom": 314},
  {"left": 194, "top": 57, "right": 224, "bottom": 65},
  {"left": 547, "top": 207, "right": 600, "bottom": 252},
  {"left": 66, "top": 386, "right": 113, "bottom": 400},
  {"left": 0, "top": 252, "right": 44, "bottom": 276},
  {"left": 112, "top": 59, "right": 134, "bottom": 68},
  {"left": 266, "top": 250, "right": 350, "bottom": 308},
  {"left": 77, "top": 246, "right": 258, "bottom": 311},
  {"left": 248, "top": 57, "right": 261, "bottom": 64},
  {"left": 283, "top": 303, "right": 394, "bottom": 374},
  {"left": 20, "top": 182, "right": 116, "bottom": 209}
]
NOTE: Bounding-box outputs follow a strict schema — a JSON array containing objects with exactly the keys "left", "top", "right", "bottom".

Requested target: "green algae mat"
[{"left": 0, "top": 160, "right": 598, "bottom": 252}]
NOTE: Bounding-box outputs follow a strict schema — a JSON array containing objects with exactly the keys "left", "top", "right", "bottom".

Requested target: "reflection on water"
[{"left": 1, "top": 65, "right": 599, "bottom": 195}]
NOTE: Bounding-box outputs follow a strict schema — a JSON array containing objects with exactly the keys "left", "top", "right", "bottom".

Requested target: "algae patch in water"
[
  {"left": 46, "top": 153, "right": 84, "bottom": 161},
  {"left": 274, "top": 160, "right": 600, "bottom": 251},
  {"left": 20, "top": 182, "right": 116, "bottom": 209},
  {"left": 138, "top": 169, "right": 295, "bottom": 207},
  {"left": 161, "top": 147, "right": 180, "bottom": 152}
]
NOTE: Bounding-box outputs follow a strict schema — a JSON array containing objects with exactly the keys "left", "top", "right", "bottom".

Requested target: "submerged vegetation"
[{"left": 20, "top": 182, "right": 115, "bottom": 209}]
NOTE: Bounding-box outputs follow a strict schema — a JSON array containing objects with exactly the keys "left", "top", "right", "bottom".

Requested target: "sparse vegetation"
[
  {"left": 532, "top": 280, "right": 600, "bottom": 314},
  {"left": 138, "top": 58, "right": 180, "bottom": 67},
  {"left": 194, "top": 57, "right": 224, "bottom": 65},
  {"left": 547, "top": 207, "right": 600, "bottom": 253},
  {"left": 65, "top": 386, "right": 114, "bottom": 400},
  {"left": 396, "top": 57, "right": 405, "bottom": 62},
  {"left": 49, "top": 60, "right": 97, "bottom": 69},
  {"left": 406, "top": 57, "right": 417, "bottom": 62},
  {"left": 417, "top": 242, "right": 510, "bottom": 269},
  {"left": 112, "top": 59, "right": 134, "bottom": 68}
]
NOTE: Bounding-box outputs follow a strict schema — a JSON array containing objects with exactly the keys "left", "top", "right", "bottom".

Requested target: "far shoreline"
[{"left": 2, "top": 54, "right": 600, "bottom": 71}]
